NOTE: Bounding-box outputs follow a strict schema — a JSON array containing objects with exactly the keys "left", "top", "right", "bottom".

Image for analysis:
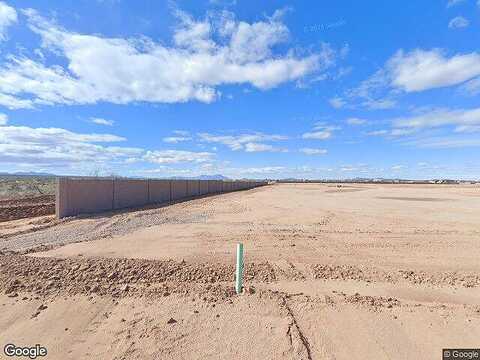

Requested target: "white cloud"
[
  {"left": 0, "top": 8, "right": 327, "bottom": 109},
  {"left": 209, "top": 0, "right": 237, "bottom": 6},
  {"left": 0, "top": 1, "right": 17, "bottom": 41},
  {"left": 447, "top": 0, "right": 466, "bottom": 7},
  {"left": 365, "top": 107, "right": 480, "bottom": 149},
  {"left": 391, "top": 165, "right": 405, "bottom": 171},
  {"left": 329, "top": 96, "right": 346, "bottom": 109},
  {"left": 392, "top": 107, "right": 480, "bottom": 131},
  {"left": 448, "top": 16, "right": 469, "bottom": 29},
  {"left": 244, "top": 142, "right": 287, "bottom": 152},
  {"left": 387, "top": 49, "right": 480, "bottom": 92},
  {"left": 143, "top": 150, "right": 214, "bottom": 164},
  {"left": 460, "top": 77, "right": 480, "bottom": 95},
  {"left": 300, "top": 148, "right": 327, "bottom": 155},
  {"left": 230, "top": 166, "right": 286, "bottom": 174},
  {"left": 0, "top": 93, "right": 34, "bottom": 109},
  {"left": 361, "top": 98, "right": 396, "bottom": 110},
  {"left": 90, "top": 117, "right": 114, "bottom": 126},
  {"left": 173, "top": 130, "right": 190, "bottom": 136},
  {"left": 0, "top": 113, "right": 7, "bottom": 125},
  {"left": 0, "top": 125, "right": 140, "bottom": 166},
  {"left": 366, "top": 130, "right": 389, "bottom": 136},
  {"left": 454, "top": 125, "right": 480, "bottom": 133},
  {"left": 342, "top": 49, "right": 480, "bottom": 109},
  {"left": 198, "top": 132, "right": 287, "bottom": 151},
  {"left": 302, "top": 124, "right": 339, "bottom": 140},
  {"left": 163, "top": 136, "right": 192, "bottom": 143},
  {"left": 302, "top": 131, "right": 331, "bottom": 140},
  {"left": 346, "top": 117, "right": 367, "bottom": 125},
  {"left": 0, "top": 124, "right": 219, "bottom": 171},
  {"left": 404, "top": 137, "right": 480, "bottom": 148}
]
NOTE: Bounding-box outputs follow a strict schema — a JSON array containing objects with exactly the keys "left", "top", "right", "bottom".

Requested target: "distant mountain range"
[{"left": 0, "top": 171, "right": 56, "bottom": 177}]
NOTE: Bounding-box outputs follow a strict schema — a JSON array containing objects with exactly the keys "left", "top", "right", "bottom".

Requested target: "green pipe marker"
[{"left": 235, "top": 243, "right": 244, "bottom": 294}]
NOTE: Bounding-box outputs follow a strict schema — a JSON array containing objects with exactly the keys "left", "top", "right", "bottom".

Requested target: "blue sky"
[{"left": 0, "top": 0, "right": 479, "bottom": 179}]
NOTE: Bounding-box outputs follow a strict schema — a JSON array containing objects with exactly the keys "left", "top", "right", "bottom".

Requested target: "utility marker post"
[{"left": 235, "top": 243, "right": 244, "bottom": 294}]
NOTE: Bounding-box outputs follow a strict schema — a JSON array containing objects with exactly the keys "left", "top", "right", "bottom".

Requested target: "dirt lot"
[
  {"left": 0, "top": 195, "right": 55, "bottom": 222},
  {"left": 1, "top": 183, "right": 479, "bottom": 359}
]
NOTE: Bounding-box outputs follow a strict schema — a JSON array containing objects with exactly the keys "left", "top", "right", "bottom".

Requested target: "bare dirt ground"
[
  {"left": 0, "top": 195, "right": 55, "bottom": 222},
  {"left": 1, "top": 183, "right": 480, "bottom": 359}
]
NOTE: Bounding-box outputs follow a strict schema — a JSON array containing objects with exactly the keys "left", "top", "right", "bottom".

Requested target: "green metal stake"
[{"left": 235, "top": 243, "right": 244, "bottom": 294}]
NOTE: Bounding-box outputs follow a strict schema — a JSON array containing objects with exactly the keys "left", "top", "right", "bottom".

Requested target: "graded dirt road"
[{"left": 1, "top": 183, "right": 479, "bottom": 359}]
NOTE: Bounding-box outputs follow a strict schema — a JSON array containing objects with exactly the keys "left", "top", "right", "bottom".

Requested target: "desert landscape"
[{"left": 1, "top": 182, "right": 479, "bottom": 359}]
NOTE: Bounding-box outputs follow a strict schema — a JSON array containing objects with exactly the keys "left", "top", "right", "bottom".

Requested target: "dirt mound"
[
  {"left": 0, "top": 195, "right": 55, "bottom": 222},
  {"left": 398, "top": 269, "right": 480, "bottom": 288},
  {"left": 0, "top": 255, "right": 276, "bottom": 299},
  {"left": 311, "top": 264, "right": 480, "bottom": 288},
  {"left": 345, "top": 293, "right": 401, "bottom": 309}
]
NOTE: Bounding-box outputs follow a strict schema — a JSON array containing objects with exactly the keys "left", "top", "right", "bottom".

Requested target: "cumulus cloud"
[
  {"left": 300, "top": 148, "right": 327, "bottom": 155},
  {"left": 386, "top": 49, "right": 480, "bottom": 92},
  {"left": 90, "top": 117, "right": 114, "bottom": 126},
  {"left": 198, "top": 132, "right": 288, "bottom": 151},
  {"left": 404, "top": 137, "right": 480, "bottom": 149},
  {"left": 342, "top": 49, "right": 480, "bottom": 109},
  {"left": 229, "top": 166, "right": 286, "bottom": 174},
  {"left": 0, "top": 1, "right": 17, "bottom": 41},
  {"left": 163, "top": 136, "right": 192, "bottom": 143},
  {"left": 365, "top": 107, "right": 480, "bottom": 148},
  {"left": 302, "top": 131, "right": 331, "bottom": 140},
  {"left": 244, "top": 142, "right": 287, "bottom": 152},
  {"left": 392, "top": 107, "right": 480, "bottom": 132},
  {"left": 302, "top": 124, "right": 339, "bottom": 140},
  {"left": 0, "top": 112, "right": 7, "bottom": 125},
  {"left": 0, "top": 125, "right": 137, "bottom": 166},
  {"left": 346, "top": 117, "right": 367, "bottom": 125},
  {"left": 143, "top": 150, "right": 214, "bottom": 164},
  {"left": 0, "top": 124, "right": 219, "bottom": 170},
  {"left": 448, "top": 16, "right": 469, "bottom": 29},
  {"left": 0, "top": 8, "right": 327, "bottom": 109}
]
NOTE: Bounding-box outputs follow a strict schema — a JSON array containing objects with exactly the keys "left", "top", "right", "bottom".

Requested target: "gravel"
[{"left": 1, "top": 199, "right": 212, "bottom": 251}]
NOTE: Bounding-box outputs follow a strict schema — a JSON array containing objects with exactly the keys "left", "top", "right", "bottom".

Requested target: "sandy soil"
[
  {"left": 0, "top": 195, "right": 55, "bottom": 222},
  {"left": 1, "top": 183, "right": 480, "bottom": 359}
]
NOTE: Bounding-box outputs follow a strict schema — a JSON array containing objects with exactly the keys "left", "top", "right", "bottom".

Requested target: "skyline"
[{"left": 0, "top": 1, "right": 479, "bottom": 180}]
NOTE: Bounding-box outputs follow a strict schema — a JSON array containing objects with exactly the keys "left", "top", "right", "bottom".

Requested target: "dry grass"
[{"left": 0, "top": 176, "right": 56, "bottom": 200}]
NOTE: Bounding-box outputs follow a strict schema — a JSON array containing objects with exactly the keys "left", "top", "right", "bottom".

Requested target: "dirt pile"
[
  {"left": 345, "top": 293, "right": 401, "bottom": 309},
  {"left": 0, "top": 195, "right": 55, "bottom": 222},
  {"left": 311, "top": 264, "right": 480, "bottom": 288},
  {"left": 0, "top": 254, "right": 276, "bottom": 299}
]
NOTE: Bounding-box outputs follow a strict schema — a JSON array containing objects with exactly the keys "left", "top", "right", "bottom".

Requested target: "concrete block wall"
[
  {"left": 148, "top": 180, "right": 171, "bottom": 204},
  {"left": 56, "top": 178, "right": 114, "bottom": 218},
  {"left": 113, "top": 179, "right": 149, "bottom": 210},
  {"left": 187, "top": 180, "right": 200, "bottom": 197},
  {"left": 171, "top": 180, "right": 188, "bottom": 201},
  {"left": 199, "top": 180, "right": 209, "bottom": 195},
  {"left": 56, "top": 178, "right": 268, "bottom": 218}
]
